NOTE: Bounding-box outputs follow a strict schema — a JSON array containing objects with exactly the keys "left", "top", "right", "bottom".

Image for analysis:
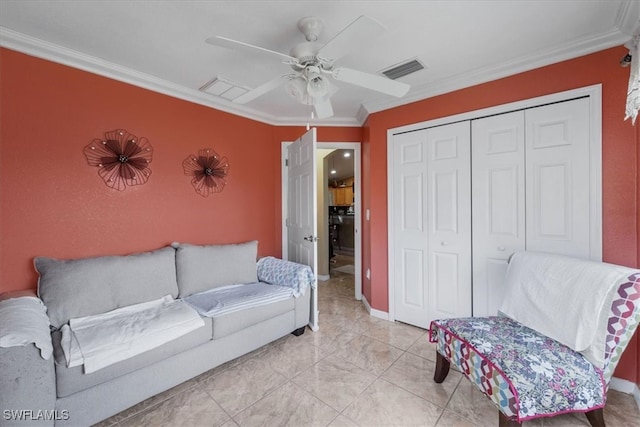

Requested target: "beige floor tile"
[
  {"left": 382, "top": 352, "right": 462, "bottom": 407},
  {"left": 119, "top": 385, "right": 229, "bottom": 427},
  {"left": 435, "top": 409, "right": 476, "bottom": 427},
  {"left": 446, "top": 380, "right": 500, "bottom": 427},
  {"left": 335, "top": 334, "right": 404, "bottom": 376},
  {"left": 233, "top": 381, "right": 338, "bottom": 427},
  {"left": 342, "top": 378, "right": 443, "bottom": 426},
  {"left": 602, "top": 389, "right": 640, "bottom": 426},
  {"left": 200, "top": 357, "right": 287, "bottom": 416},
  {"left": 327, "top": 414, "right": 360, "bottom": 427},
  {"left": 407, "top": 332, "right": 439, "bottom": 362},
  {"left": 292, "top": 353, "right": 377, "bottom": 411},
  {"left": 540, "top": 412, "right": 589, "bottom": 426},
  {"left": 260, "top": 333, "right": 333, "bottom": 378},
  {"left": 113, "top": 378, "right": 199, "bottom": 422},
  {"left": 363, "top": 319, "right": 426, "bottom": 350}
]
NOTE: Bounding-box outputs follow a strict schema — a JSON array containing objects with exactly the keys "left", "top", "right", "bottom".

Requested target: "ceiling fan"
[{"left": 206, "top": 15, "right": 410, "bottom": 119}]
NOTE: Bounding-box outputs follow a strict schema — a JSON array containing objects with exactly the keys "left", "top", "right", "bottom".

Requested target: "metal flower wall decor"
[
  {"left": 84, "top": 129, "right": 153, "bottom": 191},
  {"left": 183, "top": 148, "right": 229, "bottom": 197}
]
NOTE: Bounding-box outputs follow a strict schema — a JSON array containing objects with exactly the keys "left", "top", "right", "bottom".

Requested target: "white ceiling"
[{"left": 1, "top": 1, "right": 638, "bottom": 126}]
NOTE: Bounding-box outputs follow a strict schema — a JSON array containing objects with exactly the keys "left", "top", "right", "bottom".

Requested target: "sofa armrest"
[
  {"left": 0, "top": 344, "right": 56, "bottom": 426},
  {"left": 0, "top": 295, "right": 56, "bottom": 425},
  {"left": 256, "top": 257, "right": 315, "bottom": 297}
]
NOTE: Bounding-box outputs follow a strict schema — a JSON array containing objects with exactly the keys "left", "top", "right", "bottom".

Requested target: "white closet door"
[
  {"left": 525, "top": 98, "right": 591, "bottom": 259},
  {"left": 471, "top": 111, "right": 526, "bottom": 316},
  {"left": 392, "top": 131, "right": 430, "bottom": 328},
  {"left": 392, "top": 122, "right": 471, "bottom": 328},
  {"left": 427, "top": 122, "right": 472, "bottom": 321}
]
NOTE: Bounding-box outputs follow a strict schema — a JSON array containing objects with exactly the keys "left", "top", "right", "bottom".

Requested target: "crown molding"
[
  {"left": 0, "top": 27, "right": 362, "bottom": 127},
  {"left": 2, "top": 0, "right": 636, "bottom": 128},
  {"left": 363, "top": 1, "right": 638, "bottom": 117},
  {"left": 364, "top": 30, "right": 632, "bottom": 116}
]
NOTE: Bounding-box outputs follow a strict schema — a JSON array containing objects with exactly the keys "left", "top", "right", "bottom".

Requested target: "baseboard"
[
  {"left": 362, "top": 294, "right": 371, "bottom": 312},
  {"left": 317, "top": 274, "right": 330, "bottom": 282},
  {"left": 361, "top": 295, "right": 389, "bottom": 321},
  {"left": 609, "top": 377, "right": 640, "bottom": 411}
]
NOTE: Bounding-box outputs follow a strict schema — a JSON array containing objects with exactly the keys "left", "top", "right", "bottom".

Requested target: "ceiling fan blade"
[
  {"left": 331, "top": 67, "right": 410, "bottom": 97},
  {"left": 313, "top": 97, "right": 334, "bottom": 119},
  {"left": 233, "top": 76, "right": 287, "bottom": 104},
  {"left": 318, "top": 15, "right": 385, "bottom": 62},
  {"left": 206, "top": 36, "right": 298, "bottom": 64}
]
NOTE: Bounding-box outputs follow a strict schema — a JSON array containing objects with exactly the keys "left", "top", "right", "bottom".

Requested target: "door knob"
[{"left": 304, "top": 235, "right": 318, "bottom": 242}]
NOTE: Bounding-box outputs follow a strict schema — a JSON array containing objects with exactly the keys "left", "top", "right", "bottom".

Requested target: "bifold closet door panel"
[
  {"left": 392, "top": 131, "right": 430, "bottom": 328},
  {"left": 391, "top": 121, "right": 472, "bottom": 328},
  {"left": 525, "top": 98, "right": 591, "bottom": 259},
  {"left": 471, "top": 111, "right": 526, "bottom": 317},
  {"left": 426, "top": 121, "right": 472, "bottom": 321}
]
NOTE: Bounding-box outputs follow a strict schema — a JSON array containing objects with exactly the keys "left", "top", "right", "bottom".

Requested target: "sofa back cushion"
[
  {"left": 36, "top": 247, "right": 178, "bottom": 329},
  {"left": 175, "top": 241, "right": 258, "bottom": 298}
]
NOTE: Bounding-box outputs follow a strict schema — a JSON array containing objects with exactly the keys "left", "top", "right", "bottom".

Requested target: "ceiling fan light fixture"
[
  {"left": 306, "top": 71, "right": 329, "bottom": 98},
  {"left": 285, "top": 76, "right": 308, "bottom": 103}
]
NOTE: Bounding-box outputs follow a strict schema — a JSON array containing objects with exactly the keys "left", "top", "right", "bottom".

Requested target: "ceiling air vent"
[
  {"left": 381, "top": 58, "right": 425, "bottom": 80},
  {"left": 199, "top": 76, "right": 249, "bottom": 101}
]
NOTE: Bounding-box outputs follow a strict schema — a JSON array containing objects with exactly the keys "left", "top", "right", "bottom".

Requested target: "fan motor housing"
[{"left": 290, "top": 42, "right": 322, "bottom": 68}]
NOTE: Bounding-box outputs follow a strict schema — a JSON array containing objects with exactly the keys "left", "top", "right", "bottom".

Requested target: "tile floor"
[{"left": 98, "top": 256, "right": 640, "bottom": 426}]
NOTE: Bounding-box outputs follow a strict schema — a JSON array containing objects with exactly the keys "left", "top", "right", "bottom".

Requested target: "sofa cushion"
[
  {"left": 175, "top": 241, "right": 258, "bottom": 298},
  {"left": 36, "top": 247, "right": 179, "bottom": 329},
  {"left": 52, "top": 316, "right": 212, "bottom": 397},
  {"left": 211, "top": 297, "right": 294, "bottom": 339}
]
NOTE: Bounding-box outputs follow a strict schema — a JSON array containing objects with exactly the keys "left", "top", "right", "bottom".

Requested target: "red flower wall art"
[
  {"left": 84, "top": 129, "right": 153, "bottom": 191},
  {"left": 183, "top": 148, "right": 229, "bottom": 197}
]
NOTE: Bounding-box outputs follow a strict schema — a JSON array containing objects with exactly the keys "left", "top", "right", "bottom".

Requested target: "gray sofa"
[{"left": 0, "top": 241, "right": 312, "bottom": 427}]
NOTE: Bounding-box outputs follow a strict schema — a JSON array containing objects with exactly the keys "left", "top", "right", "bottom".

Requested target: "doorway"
[{"left": 281, "top": 141, "right": 362, "bottom": 302}]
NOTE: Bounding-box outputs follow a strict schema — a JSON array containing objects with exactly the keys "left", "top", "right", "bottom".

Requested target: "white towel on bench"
[{"left": 499, "top": 251, "right": 636, "bottom": 368}]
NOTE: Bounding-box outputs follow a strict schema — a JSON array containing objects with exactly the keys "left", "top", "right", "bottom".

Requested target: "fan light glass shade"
[
  {"left": 285, "top": 76, "right": 316, "bottom": 105},
  {"left": 307, "top": 73, "right": 329, "bottom": 98},
  {"left": 285, "top": 77, "right": 307, "bottom": 102}
]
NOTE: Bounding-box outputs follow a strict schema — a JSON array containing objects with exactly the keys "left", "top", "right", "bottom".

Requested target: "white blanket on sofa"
[
  {"left": 184, "top": 282, "right": 293, "bottom": 318},
  {"left": 61, "top": 295, "right": 204, "bottom": 373},
  {"left": 499, "top": 251, "right": 637, "bottom": 368},
  {"left": 0, "top": 296, "right": 53, "bottom": 359}
]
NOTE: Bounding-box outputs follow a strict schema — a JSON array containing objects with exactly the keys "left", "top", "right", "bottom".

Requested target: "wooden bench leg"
[
  {"left": 434, "top": 352, "right": 450, "bottom": 383},
  {"left": 498, "top": 411, "right": 521, "bottom": 426},
  {"left": 585, "top": 408, "right": 605, "bottom": 427}
]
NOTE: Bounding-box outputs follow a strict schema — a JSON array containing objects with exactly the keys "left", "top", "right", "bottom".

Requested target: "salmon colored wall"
[
  {"left": 0, "top": 48, "right": 279, "bottom": 292},
  {"left": 0, "top": 48, "right": 356, "bottom": 294},
  {"left": 362, "top": 45, "right": 639, "bottom": 383}
]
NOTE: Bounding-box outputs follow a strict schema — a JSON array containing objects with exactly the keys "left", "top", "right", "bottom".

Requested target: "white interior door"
[
  {"left": 472, "top": 111, "right": 526, "bottom": 316},
  {"left": 392, "top": 122, "right": 471, "bottom": 328},
  {"left": 286, "top": 128, "right": 318, "bottom": 330}
]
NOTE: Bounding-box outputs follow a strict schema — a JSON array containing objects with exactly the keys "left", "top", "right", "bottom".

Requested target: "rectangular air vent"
[
  {"left": 381, "top": 58, "right": 425, "bottom": 80},
  {"left": 200, "top": 77, "right": 248, "bottom": 101}
]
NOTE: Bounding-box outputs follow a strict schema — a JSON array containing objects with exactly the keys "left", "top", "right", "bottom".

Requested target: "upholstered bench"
[{"left": 429, "top": 252, "right": 640, "bottom": 426}]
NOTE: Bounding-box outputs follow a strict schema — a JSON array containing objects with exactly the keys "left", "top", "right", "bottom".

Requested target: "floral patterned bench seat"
[
  {"left": 429, "top": 316, "right": 606, "bottom": 423},
  {"left": 429, "top": 252, "right": 640, "bottom": 427}
]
